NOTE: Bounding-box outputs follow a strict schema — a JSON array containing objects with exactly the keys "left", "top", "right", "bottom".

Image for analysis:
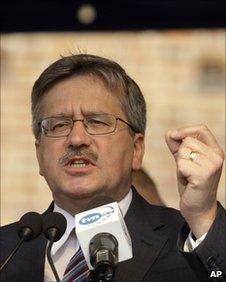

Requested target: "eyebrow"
[
  {"left": 82, "top": 110, "right": 110, "bottom": 116},
  {"left": 47, "top": 113, "right": 72, "bottom": 118},
  {"left": 44, "top": 110, "right": 111, "bottom": 119}
]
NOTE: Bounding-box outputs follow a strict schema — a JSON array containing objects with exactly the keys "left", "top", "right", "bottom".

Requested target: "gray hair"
[{"left": 31, "top": 54, "right": 146, "bottom": 139}]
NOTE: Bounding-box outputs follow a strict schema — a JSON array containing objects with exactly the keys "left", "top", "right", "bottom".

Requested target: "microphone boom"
[{"left": 0, "top": 212, "right": 42, "bottom": 273}]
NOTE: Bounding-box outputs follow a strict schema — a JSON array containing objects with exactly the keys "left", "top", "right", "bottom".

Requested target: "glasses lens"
[
  {"left": 85, "top": 114, "right": 116, "bottom": 134},
  {"left": 41, "top": 117, "right": 72, "bottom": 137},
  {"left": 40, "top": 114, "right": 117, "bottom": 137}
]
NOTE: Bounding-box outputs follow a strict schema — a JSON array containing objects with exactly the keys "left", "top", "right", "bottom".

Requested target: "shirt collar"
[
  {"left": 51, "top": 188, "right": 133, "bottom": 255},
  {"left": 118, "top": 188, "right": 132, "bottom": 217},
  {"left": 51, "top": 205, "right": 76, "bottom": 255}
]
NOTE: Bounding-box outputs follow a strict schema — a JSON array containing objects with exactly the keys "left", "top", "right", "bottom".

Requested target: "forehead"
[{"left": 40, "top": 75, "right": 124, "bottom": 117}]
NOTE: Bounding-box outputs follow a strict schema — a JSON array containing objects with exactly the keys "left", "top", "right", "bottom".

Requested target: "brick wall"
[{"left": 1, "top": 30, "right": 225, "bottom": 225}]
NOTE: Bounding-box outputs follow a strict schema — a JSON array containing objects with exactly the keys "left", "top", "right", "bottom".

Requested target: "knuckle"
[
  {"left": 192, "top": 178, "right": 200, "bottom": 187},
  {"left": 177, "top": 148, "right": 184, "bottom": 159},
  {"left": 199, "top": 124, "right": 209, "bottom": 132},
  {"left": 214, "top": 154, "right": 224, "bottom": 168},
  {"left": 177, "top": 160, "right": 185, "bottom": 173},
  {"left": 182, "top": 136, "right": 192, "bottom": 145},
  {"left": 220, "top": 149, "right": 225, "bottom": 160},
  {"left": 212, "top": 149, "right": 225, "bottom": 166}
]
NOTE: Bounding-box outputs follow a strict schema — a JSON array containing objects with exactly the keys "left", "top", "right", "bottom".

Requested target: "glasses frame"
[{"left": 38, "top": 114, "right": 136, "bottom": 138}]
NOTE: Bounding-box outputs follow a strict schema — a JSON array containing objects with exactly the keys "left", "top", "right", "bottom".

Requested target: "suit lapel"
[
  {"left": 19, "top": 233, "right": 47, "bottom": 281},
  {"left": 114, "top": 188, "right": 169, "bottom": 282}
]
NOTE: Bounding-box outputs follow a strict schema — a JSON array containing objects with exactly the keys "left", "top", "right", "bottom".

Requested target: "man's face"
[{"left": 35, "top": 75, "right": 144, "bottom": 209}]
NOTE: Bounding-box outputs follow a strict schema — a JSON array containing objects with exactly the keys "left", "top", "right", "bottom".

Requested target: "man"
[{"left": 0, "top": 54, "right": 225, "bottom": 282}]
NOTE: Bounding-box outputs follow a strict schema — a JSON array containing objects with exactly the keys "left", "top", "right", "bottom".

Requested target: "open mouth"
[
  {"left": 65, "top": 157, "right": 94, "bottom": 169},
  {"left": 69, "top": 159, "right": 90, "bottom": 168}
]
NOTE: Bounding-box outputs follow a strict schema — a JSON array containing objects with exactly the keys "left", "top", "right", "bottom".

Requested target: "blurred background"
[{"left": 1, "top": 0, "right": 225, "bottom": 225}]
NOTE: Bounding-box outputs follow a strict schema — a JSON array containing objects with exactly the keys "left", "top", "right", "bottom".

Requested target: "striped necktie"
[{"left": 62, "top": 247, "right": 89, "bottom": 282}]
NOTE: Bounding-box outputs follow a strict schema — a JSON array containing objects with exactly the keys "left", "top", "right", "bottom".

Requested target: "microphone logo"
[{"left": 79, "top": 206, "right": 114, "bottom": 226}]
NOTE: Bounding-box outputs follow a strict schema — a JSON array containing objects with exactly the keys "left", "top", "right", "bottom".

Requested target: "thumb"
[{"left": 165, "top": 130, "right": 182, "bottom": 159}]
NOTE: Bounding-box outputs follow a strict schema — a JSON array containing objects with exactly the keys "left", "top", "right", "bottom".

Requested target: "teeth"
[
  {"left": 70, "top": 160, "right": 88, "bottom": 168},
  {"left": 71, "top": 163, "right": 87, "bottom": 168}
]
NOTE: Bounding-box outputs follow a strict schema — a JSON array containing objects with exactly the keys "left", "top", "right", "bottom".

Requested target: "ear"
[
  {"left": 132, "top": 133, "right": 145, "bottom": 171},
  {"left": 35, "top": 139, "right": 44, "bottom": 176}
]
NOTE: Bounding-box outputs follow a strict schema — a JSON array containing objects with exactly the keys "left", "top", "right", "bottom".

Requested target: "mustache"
[{"left": 58, "top": 146, "right": 98, "bottom": 166}]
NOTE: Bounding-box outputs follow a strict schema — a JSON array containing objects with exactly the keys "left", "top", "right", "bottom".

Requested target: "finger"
[
  {"left": 176, "top": 158, "right": 201, "bottom": 186},
  {"left": 176, "top": 146, "right": 218, "bottom": 171},
  {"left": 169, "top": 124, "right": 224, "bottom": 156},
  {"left": 165, "top": 130, "right": 182, "bottom": 156},
  {"left": 176, "top": 146, "right": 201, "bottom": 166},
  {"left": 176, "top": 158, "right": 214, "bottom": 184},
  {"left": 165, "top": 133, "right": 212, "bottom": 159},
  {"left": 178, "top": 137, "right": 224, "bottom": 167}
]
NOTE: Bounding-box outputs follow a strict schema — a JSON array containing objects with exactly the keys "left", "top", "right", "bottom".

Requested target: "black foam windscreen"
[
  {"left": 17, "top": 212, "right": 42, "bottom": 241},
  {"left": 42, "top": 212, "right": 67, "bottom": 242}
]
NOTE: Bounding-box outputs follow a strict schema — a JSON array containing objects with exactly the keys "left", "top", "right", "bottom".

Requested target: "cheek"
[
  {"left": 38, "top": 142, "right": 63, "bottom": 173},
  {"left": 99, "top": 137, "right": 134, "bottom": 174}
]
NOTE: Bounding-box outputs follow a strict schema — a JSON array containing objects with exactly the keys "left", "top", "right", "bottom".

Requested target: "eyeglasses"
[{"left": 39, "top": 113, "right": 135, "bottom": 137}]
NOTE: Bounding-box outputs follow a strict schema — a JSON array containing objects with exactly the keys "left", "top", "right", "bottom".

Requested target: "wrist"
[{"left": 183, "top": 203, "right": 218, "bottom": 238}]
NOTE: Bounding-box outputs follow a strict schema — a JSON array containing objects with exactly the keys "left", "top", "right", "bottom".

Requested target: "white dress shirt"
[
  {"left": 44, "top": 189, "right": 206, "bottom": 281},
  {"left": 184, "top": 231, "right": 207, "bottom": 252}
]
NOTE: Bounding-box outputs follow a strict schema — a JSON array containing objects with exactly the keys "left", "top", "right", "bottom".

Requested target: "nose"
[{"left": 66, "top": 120, "right": 92, "bottom": 147}]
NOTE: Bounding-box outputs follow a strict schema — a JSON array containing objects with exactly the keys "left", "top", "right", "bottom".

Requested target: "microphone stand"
[
  {"left": 0, "top": 227, "right": 34, "bottom": 273},
  {"left": 46, "top": 239, "right": 60, "bottom": 282},
  {"left": 42, "top": 212, "right": 67, "bottom": 282},
  {"left": 0, "top": 238, "right": 24, "bottom": 272}
]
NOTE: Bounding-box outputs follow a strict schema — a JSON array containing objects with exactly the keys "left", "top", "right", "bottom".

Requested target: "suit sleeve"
[{"left": 177, "top": 203, "right": 226, "bottom": 281}]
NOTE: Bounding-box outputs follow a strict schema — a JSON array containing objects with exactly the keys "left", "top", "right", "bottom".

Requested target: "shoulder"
[
  {"left": 130, "top": 187, "right": 185, "bottom": 229},
  {"left": 0, "top": 222, "right": 20, "bottom": 265},
  {"left": 0, "top": 202, "right": 54, "bottom": 234},
  {"left": 0, "top": 202, "right": 54, "bottom": 243},
  {"left": 0, "top": 222, "right": 18, "bottom": 241}
]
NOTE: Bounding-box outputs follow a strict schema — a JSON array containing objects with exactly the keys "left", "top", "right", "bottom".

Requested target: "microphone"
[
  {"left": 75, "top": 196, "right": 133, "bottom": 281},
  {"left": 42, "top": 212, "right": 67, "bottom": 282},
  {"left": 0, "top": 212, "right": 42, "bottom": 273}
]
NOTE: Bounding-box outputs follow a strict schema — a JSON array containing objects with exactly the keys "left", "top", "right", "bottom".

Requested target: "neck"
[{"left": 53, "top": 189, "right": 130, "bottom": 216}]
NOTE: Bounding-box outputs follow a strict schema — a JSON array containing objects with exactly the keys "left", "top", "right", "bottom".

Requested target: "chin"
[{"left": 64, "top": 184, "right": 100, "bottom": 199}]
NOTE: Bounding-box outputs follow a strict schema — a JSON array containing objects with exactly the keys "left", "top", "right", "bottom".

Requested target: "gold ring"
[{"left": 189, "top": 151, "right": 197, "bottom": 161}]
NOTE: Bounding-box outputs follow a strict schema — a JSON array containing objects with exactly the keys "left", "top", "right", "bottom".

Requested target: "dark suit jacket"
[{"left": 1, "top": 188, "right": 225, "bottom": 282}]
